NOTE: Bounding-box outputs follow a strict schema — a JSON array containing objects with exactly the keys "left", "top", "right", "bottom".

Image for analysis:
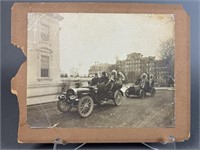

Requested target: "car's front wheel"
[
  {"left": 139, "top": 90, "right": 146, "bottom": 99},
  {"left": 57, "top": 99, "right": 72, "bottom": 113},
  {"left": 78, "top": 96, "right": 94, "bottom": 117},
  {"left": 114, "top": 91, "right": 123, "bottom": 106}
]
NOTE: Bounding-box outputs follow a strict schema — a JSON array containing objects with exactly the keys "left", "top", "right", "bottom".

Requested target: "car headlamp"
[{"left": 58, "top": 94, "right": 66, "bottom": 100}]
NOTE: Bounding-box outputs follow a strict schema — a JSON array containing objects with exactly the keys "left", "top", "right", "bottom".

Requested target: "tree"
[{"left": 157, "top": 38, "right": 175, "bottom": 77}]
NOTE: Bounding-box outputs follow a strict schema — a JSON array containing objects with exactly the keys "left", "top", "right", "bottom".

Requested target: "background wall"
[{"left": 1, "top": 0, "right": 199, "bottom": 149}]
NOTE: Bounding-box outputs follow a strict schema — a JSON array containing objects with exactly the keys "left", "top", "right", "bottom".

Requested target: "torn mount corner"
[{"left": 11, "top": 77, "right": 17, "bottom": 95}]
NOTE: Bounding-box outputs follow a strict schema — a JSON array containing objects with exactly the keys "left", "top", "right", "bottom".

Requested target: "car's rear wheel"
[
  {"left": 125, "top": 89, "right": 130, "bottom": 97},
  {"left": 78, "top": 96, "right": 94, "bottom": 117},
  {"left": 150, "top": 88, "right": 156, "bottom": 96},
  {"left": 139, "top": 90, "right": 145, "bottom": 99},
  {"left": 114, "top": 91, "right": 122, "bottom": 106},
  {"left": 57, "top": 100, "right": 72, "bottom": 112}
]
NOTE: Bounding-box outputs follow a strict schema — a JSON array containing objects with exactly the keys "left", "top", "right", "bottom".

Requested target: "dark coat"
[
  {"left": 99, "top": 76, "right": 109, "bottom": 84},
  {"left": 91, "top": 77, "right": 100, "bottom": 86}
]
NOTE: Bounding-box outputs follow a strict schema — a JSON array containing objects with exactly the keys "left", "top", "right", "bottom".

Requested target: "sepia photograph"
[{"left": 27, "top": 13, "right": 175, "bottom": 128}]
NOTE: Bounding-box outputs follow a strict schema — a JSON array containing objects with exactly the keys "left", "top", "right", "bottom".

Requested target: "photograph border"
[{"left": 11, "top": 2, "right": 190, "bottom": 143}]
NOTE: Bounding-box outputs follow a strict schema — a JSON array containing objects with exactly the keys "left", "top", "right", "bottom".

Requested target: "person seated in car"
[
  {"left": 96, "top": 72, "right": 109, "bottom": 100},
  {"left": 135, "top": 77, "right": 142, "bottom": 85},
  {"left": 97, "top": 70, "right": 116, "bottom": 94},
  {"left": 115, "top": 71, "right": 125, "bottom": 89},
  {"left": 149, "top": 74, "right": 155, "bottom": 88},
  {"left": 99, "top": 71, "right": 109, "bottom": 85},
  {"left": 140, "top": 73, "right": 148, "bottom": 90},
  {"left": 97, "top": 71, "right": 108, "bottom": 91},
  {"left": 118, "top": 72, "right": 126, "bottom": 83},
  {"left": 104, "top": 70, "right": 118, "bottom": 92},
  {"left": 90, "top": 73, "right": 100, "bottom": 86}
]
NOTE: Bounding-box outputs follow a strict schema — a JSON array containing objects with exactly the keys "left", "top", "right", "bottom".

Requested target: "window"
[
  {"left": 41, "top": 55, "right": 49, "bottom": 77},
  {"left": 40, "top": 24, "right": 49, "bottom": 42}
]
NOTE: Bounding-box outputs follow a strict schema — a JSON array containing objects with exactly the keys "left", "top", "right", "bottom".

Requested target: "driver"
[
  {"left": 97, "top": 71, "right": 109, "bottom": 94},
  {"left": 140, "top": 73, "right": 148, "bottom": 90},
  {"left": 97, "top": 70, "right": 116, "bottom": 94},
  {"left": 90, "top": 73, "right": 100, "bottom": 86},
  {"left": 149, "top": 74, "right": 155, "bottom": 88}
]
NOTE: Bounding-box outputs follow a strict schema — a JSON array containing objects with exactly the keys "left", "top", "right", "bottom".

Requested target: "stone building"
[
  {"left": 88, "top": 53, "right": 156, "bottom": 82},
  {"left": 88, "top": 52, "right": 169, "bottom": 84},
  {"left": 119, "top": 53, "right": 142, "bottom": 82},
  {"left": 116, "top": 53, "right": 155, "bottom": 82},
  {"left": 88, "top": 63, "right": 110, "bottom": 77},
  {"left": 27, "top": 13, "right": 64, "bottom": 105}
]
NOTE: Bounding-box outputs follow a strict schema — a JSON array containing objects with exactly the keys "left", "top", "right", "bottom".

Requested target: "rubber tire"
[
  {"left": 125, "top": 89, "right": 130, "bottom": 97},
  {"left": 57, "top": 100, "right": 72, "bottom": 113},
  {"left": 114, "top": 91, "right": 123, "bottom": 106},
  {"left": 78, "top": 96, "right": 94, "bottom": 118},
  {"left": 139, "top": 90, "right": 145, "bottom": 99}
]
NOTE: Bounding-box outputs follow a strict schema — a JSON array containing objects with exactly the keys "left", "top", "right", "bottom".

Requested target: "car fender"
[
  {"left": 78, "top": 92, "right": 90, "bottom": 98},
  {"left": 118, "top": 89, "right": 124, "bottom": 96}
]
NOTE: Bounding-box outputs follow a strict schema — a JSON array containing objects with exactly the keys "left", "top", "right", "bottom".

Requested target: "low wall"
[{"left": 27, "top": 78, "right": 90, "bottom": 105}]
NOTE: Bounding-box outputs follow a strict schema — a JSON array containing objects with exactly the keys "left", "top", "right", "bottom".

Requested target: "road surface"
[{"left": 27, "top": 89, "right": 175, "bottom": 128}]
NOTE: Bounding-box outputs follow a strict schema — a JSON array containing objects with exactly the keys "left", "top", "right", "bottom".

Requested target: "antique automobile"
[
  {"left": 57, "top": 83, "right": 123, "bottom": 117},
  {"left": 125, "top": 79, "right": 156, "bottom": 99}
]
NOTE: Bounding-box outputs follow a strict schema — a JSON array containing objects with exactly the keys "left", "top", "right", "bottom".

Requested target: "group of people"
[
  {"left": 137, "top": 72, "right": 155, "bottom": 90},
  {"left": 89, "top": 70, "right": 126, "bottom": 92},
  {"left": 90, "top": 72, "right": 108, "bottom": 86},
  {"left": 89, "top": 70, "right": 155, "bottom": 92}
]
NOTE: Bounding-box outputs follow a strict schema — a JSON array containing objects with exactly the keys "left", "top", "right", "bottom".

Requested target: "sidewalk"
[{"left": 155, "top": 87, "right": 175, "bottom": 90}]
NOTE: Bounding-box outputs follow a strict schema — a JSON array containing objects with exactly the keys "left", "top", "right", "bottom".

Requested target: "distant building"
[
  {"left": 88, "top": 63, "right": 110, "bottom": 77},
  {"left": 119, "top": 53, "right": 143, "bottom": 82},
  {"left": 88, "top": 52, "right": 171, "bottom": 84},
  {"left": 116, "top": 53, "right": 155, "bottom": 82}
]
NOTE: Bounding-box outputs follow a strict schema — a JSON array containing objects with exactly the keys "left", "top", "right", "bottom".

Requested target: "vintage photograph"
[{"left": 27, "top": 13, "right": 175, "bottom": 128}]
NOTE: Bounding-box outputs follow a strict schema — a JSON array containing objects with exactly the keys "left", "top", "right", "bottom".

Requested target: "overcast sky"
[{"left": 59, "top": 13, "right": 175, "bottom": 76}]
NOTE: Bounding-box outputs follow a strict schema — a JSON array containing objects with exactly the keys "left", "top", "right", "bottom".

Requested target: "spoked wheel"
[
  {"left": 139, "top": 90, "right": 146, "bottom": 99},
  {"left": 57, "top": 100, "right": 72, "bottom": 113},
  {"left": 125, "top": 89, "right": 130, "bottom": 97},
  {"left": 114, "top": 91, "right": 123, "bottom": 106},
  {"left": 150, "top": 88, "right": 156, "bottom": 96},
  {"left": 78, "top": 96, "right": 94, "bottom": 117}
]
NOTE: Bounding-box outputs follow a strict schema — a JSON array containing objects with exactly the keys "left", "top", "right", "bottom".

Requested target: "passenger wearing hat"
[
  {"left": 149, "top": 74, "right": 154, "bottom": 88},
  {"left": 99, "top": 71, "right": 109, "bottom": 85},
  {"left": 140, "top": 73, "right": 148, "bottom": 89},
  {"left": 90, "top": 73, "right": 100, "bottom": 86}
]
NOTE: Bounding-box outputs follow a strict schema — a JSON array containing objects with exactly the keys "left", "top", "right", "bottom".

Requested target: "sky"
[{"left": 59, "top": 13, "right": 175, "bottom": 76}]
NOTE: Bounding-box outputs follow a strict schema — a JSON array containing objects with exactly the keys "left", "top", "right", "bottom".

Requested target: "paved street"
[{"left": 27, "top": 88, "right": 175, "bottom": 128}]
